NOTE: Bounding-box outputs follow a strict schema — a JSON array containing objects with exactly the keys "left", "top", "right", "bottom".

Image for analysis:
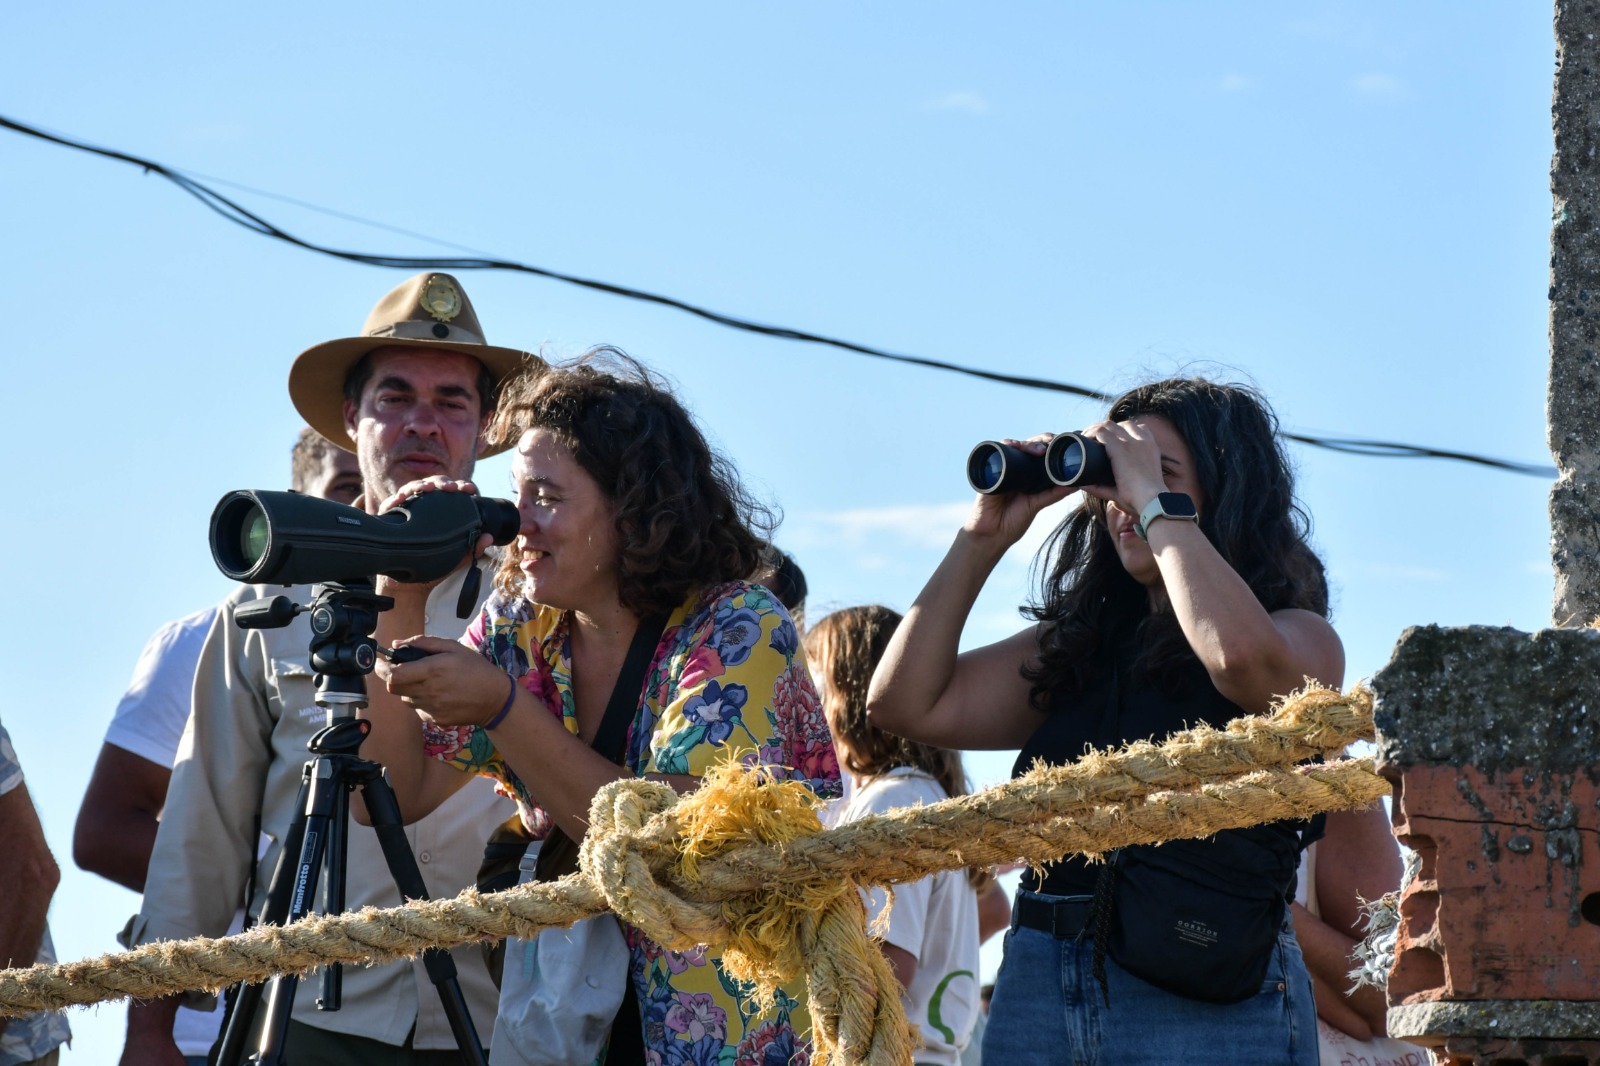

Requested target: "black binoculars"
[{"left": 966, "top": 432, "right": 1112, "bottom": 495}]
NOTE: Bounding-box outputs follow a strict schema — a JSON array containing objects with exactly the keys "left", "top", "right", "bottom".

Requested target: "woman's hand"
[
  {"left": 1077, "top": 419, "right": 1167, "bottom": 517},
  {"left": 378, "top": 635, "right": 513, "bottom": 728},
  {"left": 965, "top": 435, "right": 1075, "bottom": 547}
]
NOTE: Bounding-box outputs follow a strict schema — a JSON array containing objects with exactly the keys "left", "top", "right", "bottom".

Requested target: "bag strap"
[
  {"left": 533, "top": 613, "right": 669, "bottom": 885},
  {"left": 590, "top": 613, "right": 669, "bottom": 763},
  {"left": 1086, "top": 653, "right": 1126, "bottom": 1004},
  {"left": 584, "top": 612, "right": 665, "bottom": 1059}
]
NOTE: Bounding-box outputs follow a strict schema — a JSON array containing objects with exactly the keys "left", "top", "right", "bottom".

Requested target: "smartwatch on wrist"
[{"left": 1135, "top": 492, "right": 1198, "bottom": 540}]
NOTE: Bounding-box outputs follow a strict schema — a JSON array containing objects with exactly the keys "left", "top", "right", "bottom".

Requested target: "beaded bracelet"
[{"left": 484, "top": 673, "right": 519, "bottom": 730}]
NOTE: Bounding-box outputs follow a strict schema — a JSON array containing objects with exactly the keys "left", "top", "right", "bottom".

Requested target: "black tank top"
[{"left": 1014, "top": 628, "right": 1299, "bottom": 896}]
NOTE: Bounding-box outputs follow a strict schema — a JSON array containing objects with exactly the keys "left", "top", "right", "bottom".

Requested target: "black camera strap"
[
  {"left": 528, "top": 611, "right": 668, "bottom": 1062},
  {"left": 591, "top": 612, "right": 670, "bottom": 765},
  {"left": 532, "top": 611, "right": 669, "bottom": 882}
]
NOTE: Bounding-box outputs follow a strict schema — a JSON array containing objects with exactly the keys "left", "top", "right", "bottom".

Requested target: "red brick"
[{"left": 1387, "top": 765, "right": 1600, "bottom": 1003}]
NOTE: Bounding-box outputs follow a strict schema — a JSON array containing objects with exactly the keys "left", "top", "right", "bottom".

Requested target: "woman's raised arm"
[
  {"left": 869, "top": 444, "right": 1073, "bottom": 749},
  {"left": 868, "top": 530, "right": 1053, "bottom": 750},
  {"left": 1084, "top": 416, "right": 1344, "bottom": 715},
  {"left": 1150, "top": 524, "right": 1344, "bottom": 713}
]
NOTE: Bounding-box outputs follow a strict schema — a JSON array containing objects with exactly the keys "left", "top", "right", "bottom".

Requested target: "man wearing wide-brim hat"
[
  {"left": 290, "top": 271, "right": 530, "bottom": 464},
  {"left": 127, "top": 274, "right": 538, "bottom": 1065}
]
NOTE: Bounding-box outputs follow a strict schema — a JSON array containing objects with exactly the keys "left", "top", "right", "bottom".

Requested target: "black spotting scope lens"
[
  {"left": 211, "top": 493, "right": 275, "bottom": 580},
  {"left": 240, "top": 507, "right": 270, "bottom": 569}
]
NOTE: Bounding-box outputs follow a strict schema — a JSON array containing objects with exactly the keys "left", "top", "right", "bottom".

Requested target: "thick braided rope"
[
  {"left": 578, "top": 774, "right": 915, "bottom": 1065},
  {"left": 0, "top": 685, "right": 1385, "bottom": 1064}
]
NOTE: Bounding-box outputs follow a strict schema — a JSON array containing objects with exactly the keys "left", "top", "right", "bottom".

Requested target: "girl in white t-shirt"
[{"left": 806, "top": 605, "right": 989, "bottom": 1066}]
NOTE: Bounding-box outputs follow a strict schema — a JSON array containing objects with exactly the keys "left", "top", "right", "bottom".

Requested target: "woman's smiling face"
[{"left": 511, "top": 427, "right": 621, "bottom": 612}]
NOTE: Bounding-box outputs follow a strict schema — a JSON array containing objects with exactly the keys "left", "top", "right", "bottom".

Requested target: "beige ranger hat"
[{"left": 289, "top": 272, "right": 535, "bottom": 457}]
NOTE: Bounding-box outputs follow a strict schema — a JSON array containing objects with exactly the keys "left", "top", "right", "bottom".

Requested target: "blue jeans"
[{"left": 985, "top": 890, "right": 1317, "bottom": 1065}]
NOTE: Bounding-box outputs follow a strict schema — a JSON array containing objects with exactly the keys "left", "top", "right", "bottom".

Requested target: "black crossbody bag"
[
  {"left": 1087, "top": 655, "right": 1322, "bottom": 1005},
  {"left": 1097, "top": 826, "right": 1314, "bottom": 1004}
]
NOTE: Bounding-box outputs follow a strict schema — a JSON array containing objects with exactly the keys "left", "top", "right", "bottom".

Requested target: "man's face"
[
  {"left": 341, "top": 346, "right": 488, "bottom": 507},
  {"left": 304, "top": 447, "right": 363, "bottom": 505}
]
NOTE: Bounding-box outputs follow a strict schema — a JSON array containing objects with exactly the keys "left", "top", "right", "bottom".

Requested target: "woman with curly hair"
[
  {"left": 867, "top": 378, "right": 1339, "bottom": 1064},
  {"left": 359, "top": 349, "right": 840, "bottom": 1065},
  {"left": 805, "top": 604, "right": 989, "bottom": 1066}
]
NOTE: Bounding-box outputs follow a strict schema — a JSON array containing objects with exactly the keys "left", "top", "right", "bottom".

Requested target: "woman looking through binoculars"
[
  {"left": 356, "top": 349, "right": 840, "bottom": 1065},
  {"left": 867, "top": 377, "right": 1342, "bottom": 1064}
]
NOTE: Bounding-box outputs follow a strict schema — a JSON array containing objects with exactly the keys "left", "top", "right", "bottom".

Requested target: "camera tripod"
[{"left": 215, "top": 580, "right": 487, "bottom": 1066}]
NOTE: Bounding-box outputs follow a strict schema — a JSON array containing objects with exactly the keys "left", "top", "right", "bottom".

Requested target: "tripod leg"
[
  {"left": 217, "top": 765, "right": 316, "bottom": 1066},
  {"left": 316, "top": 773, "right": 350, "bottom": 1012},
  {"left": 253, "top": 758, "right": 342, "bottom": 1066},
  {"left": 215, "top": 982, "right": 264, "bottom": 1066},
  {"left": 359, "top": 770, "right": 489, "bottom": 1066}
]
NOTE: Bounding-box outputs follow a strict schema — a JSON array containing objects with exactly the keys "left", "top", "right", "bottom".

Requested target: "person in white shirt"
[{"left": 806, "top": 605, "right": 987, "bottom": 1066}]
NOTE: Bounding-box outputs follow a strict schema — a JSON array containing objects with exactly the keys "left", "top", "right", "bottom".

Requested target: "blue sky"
[{"left": 1, "top": 4, "right": 1555, "bottom": 1058}]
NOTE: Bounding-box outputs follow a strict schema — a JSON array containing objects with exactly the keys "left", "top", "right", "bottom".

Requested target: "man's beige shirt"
[{"left": 131, "top": 560, "right": 512, "bottom": 1048}]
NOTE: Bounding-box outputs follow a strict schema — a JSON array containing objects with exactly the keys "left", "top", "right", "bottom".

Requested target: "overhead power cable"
[{"left": 0, "top": 113, "right": 1556, "bottom": 479}]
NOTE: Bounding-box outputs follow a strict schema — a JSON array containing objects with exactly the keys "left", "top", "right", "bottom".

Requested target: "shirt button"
[{"left": 419, "top": 851, "right": 433, "bottom": 863}]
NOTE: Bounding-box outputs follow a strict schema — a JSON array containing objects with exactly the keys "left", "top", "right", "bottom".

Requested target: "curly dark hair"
[
  {"left": 1022, "top": 377, "right": 1330, "bottom": 709},
  {"left": 290, "top": 426, "right": 340, "bottom": 493},
  {"left": 486, "top": 348, "right": 774, "bottom": 616},
  {"left": 805, "top": 605, "right": 991, "bottom": 891}
]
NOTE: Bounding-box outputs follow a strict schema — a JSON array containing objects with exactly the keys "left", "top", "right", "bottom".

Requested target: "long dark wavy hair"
[
  {"left": 806, "top": 605, "right": 992, "bottom": 890},
  {"left": 1022, "top": 377, "right": 1329, "bottom": 709},
  {"left": 486, "top": 348, "right": 774, "bottom": 616}
]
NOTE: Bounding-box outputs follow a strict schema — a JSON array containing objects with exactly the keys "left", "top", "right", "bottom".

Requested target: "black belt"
[{"left": 1014, "top": 894, "right": 1094, "bottom": 939}]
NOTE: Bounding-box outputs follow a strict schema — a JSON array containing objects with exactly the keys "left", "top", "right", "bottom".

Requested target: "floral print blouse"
[{"left": 423, "top": 580, "right": 841, "bottom": 1065}]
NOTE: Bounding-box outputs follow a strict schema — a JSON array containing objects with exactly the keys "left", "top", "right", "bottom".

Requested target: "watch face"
[{"left": 1157, "top": 492, "right": 1198, "bottom": 519}]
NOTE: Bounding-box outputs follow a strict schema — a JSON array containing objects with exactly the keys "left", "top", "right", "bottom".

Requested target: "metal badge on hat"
[{"left": 420, "top": 275, "right": 463, "bottom": 322}]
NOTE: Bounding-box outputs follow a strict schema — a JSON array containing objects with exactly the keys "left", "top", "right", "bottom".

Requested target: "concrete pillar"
[{"left": 1551, "top": 0, "right": 1600, "bottom": 624}]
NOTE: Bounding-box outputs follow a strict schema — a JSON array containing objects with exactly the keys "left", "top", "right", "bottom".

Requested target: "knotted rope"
[{"left": 0, "top": 684, "right": 1386, "bottom": 1066}]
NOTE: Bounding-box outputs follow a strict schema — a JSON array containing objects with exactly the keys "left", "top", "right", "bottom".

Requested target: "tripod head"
[{"left": 236, "top": 579, "right": 395, "bottom": 721}]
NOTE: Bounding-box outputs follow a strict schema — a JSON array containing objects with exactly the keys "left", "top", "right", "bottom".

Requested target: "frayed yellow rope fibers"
[
  {"left": 0, "top": 684, "right": 1386, "bottom": 1066},
  {"left": 672, "top": 763, "right": 846, "bottom": 989},
  {"left": 578, "top": 763, "right": 914, "bottom": 1065}
]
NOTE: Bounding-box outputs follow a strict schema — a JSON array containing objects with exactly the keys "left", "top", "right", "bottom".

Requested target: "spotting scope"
[{"left": 210, "top": 489, "right": 519, "bottom": 586}]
